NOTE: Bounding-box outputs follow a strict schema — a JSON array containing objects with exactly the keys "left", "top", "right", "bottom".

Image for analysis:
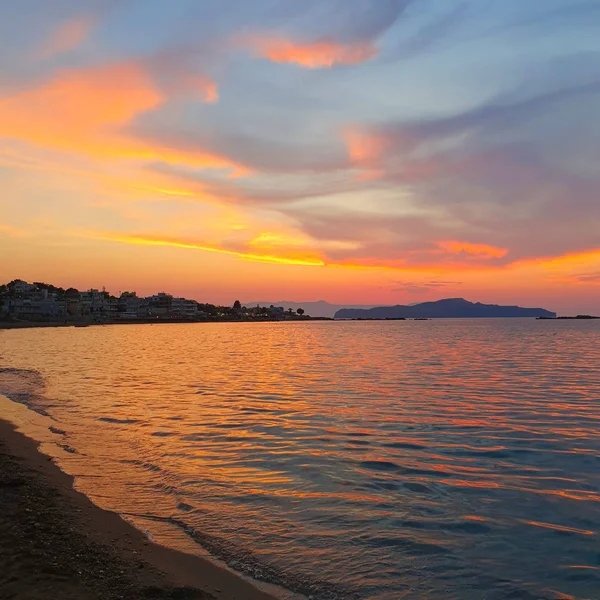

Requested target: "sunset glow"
[{"left": 1, "top": 1, "right": 599, "bottom": 314}]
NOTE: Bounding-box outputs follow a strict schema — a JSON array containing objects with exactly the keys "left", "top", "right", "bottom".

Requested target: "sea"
[{"left": 0, "top": 319, "right": 599, "bottom": 600}]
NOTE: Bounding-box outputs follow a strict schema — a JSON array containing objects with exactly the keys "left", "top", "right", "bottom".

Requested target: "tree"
[
  {"left": 296, "top": 308, "right": 305, "bottom": 316},
  {"left": 233, "top": 300, "right": 242, "bottom": 311}
]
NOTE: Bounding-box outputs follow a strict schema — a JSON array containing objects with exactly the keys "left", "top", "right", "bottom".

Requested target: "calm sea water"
[{"left": 1, "top": 320, "right": 599, "bottom": 599}]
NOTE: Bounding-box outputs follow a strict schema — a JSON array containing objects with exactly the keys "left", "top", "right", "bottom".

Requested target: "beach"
[{"left": 0, "top": 418, "right": 277, "bottom": 600}]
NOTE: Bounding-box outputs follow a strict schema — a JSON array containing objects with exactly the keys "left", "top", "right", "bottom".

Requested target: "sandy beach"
[{"left": 0, "top": 418, "right": 278, "bottom": 600}]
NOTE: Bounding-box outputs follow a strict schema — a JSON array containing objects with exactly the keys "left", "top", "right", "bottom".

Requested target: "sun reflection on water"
[{"left": 0, "top": 319, "right": 599, "bottom": 599}]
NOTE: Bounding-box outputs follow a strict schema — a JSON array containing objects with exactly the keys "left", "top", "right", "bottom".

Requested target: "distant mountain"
[
  {"left": 335, "top": 298, "right": 556, "bottom": 319},
  {"left": 244, "top": 300, "right": 376, "bottom": 319}
]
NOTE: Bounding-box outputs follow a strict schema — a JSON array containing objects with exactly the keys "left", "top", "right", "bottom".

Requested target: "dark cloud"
[
  {"left": 574, "top": 272, "right": 600, "bottom": 283},
  {"left": 139, "top": 128, "right": 348, "bottom": 175},
  {"left": 391, "top": 280, "right": 462, "bottom": 294}
]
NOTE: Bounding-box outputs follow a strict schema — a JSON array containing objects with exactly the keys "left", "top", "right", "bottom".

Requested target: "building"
[
  {"left": 171, "top": 298, "right": 199, "bottom": 317},
  {"left": 148, "top": 292, "right": 172, "bottom": 316},
  {"left": 2, "top": 297, "right": 66, "bottom": 319}
]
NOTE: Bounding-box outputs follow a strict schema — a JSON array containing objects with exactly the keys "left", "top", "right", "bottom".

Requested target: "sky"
[{"left": 1, "top": 0, "right": 599, "bottom": 313}]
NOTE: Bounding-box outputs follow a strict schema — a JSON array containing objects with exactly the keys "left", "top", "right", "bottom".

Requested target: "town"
[{"left": 0, "top": 280, "right": 312, "bottom": 326}]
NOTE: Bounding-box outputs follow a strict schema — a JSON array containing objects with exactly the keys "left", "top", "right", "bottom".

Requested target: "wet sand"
[{"left": 0, "top": 418, "right": 278, "bottom": 600}]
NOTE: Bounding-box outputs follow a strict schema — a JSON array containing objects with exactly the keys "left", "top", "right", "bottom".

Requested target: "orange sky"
[{"left": 1, "top": 2, "right": 599, "bottom": 314}]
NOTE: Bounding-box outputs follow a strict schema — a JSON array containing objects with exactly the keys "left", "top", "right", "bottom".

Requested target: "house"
[
  {"left": 148, "top": 292, "right": 172, "bottom": 315},
  {"left": 171, "top": 298, "right": 198, "bottom": 317},
  {"left": 3, "top": 297, "right": 66, "bottom": 319}
]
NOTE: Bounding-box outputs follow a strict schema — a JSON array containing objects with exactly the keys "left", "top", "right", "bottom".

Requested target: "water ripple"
[{"left": 1, "top": 319, "right": 599, "bottom": 599}]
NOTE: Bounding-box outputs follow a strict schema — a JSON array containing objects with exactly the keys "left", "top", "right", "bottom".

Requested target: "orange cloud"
[
  {"left": 438, "top": 241, "right": 509, "bottom": 259},
  {"left": 342, "top": 128, "right": 390, "bottom": 180},
  {"left": 0, "top": 62, "right": 162, "bottom": 149},
  {"left": 343, "top": 124, "right": 454, "bottom": 182},
  {"left": 38, "top": 15, "right": 96, "bottom": 59},
  {"left": 87, "top": 230, "right": 503, "bottom": 274},
  {"left": 252, "top": 37, "right": 377, "bottom": 68},
  {"left": 92, "top": 232, "right": 327, "bottom": 267},
  {"left": 512, "top": 249, "right": 600, "bottom": 284},
  {"left": 199, "top": 79, "right": 219, "bottom": 103},
  {"left": 344, "top": 128, "right": 390, "bottom": 166},
  {"left": 342, "top": 126, "right": 421, "bottom": 180},
  {"left": 535, "top": 248, "right": 600, "bottom": 270},
  {"left": 68, "top": 228, "right": 600, "bottom": 293},
  {"left": 0, "top": 62, "right": 246, "bottom": 175}
]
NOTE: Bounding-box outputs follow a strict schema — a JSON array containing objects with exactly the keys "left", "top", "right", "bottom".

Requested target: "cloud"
[
  {"left": 313, "top": 0, "right": 413, "bottom": 45},
  {"left": 391, "top": 279, "right": 462, "bottom": 294},
  {"left": 0, "top": 62, "right": 162, "bottom": 143},
  {"left": 322, "top": 60, "right": 600, "bottom": 267},
  {"left": 37, "top": 14, "right": 96, "bottom": 59},
  {"left": 437, "top": 241, "right": 508, "bottom": 259},
  {"left": 242, "top": 0, "right": 412, "bottom": 68},
  {"left": 85, "top": 229, "right": 492, "bottom": 273},
  {"left": 396, "top": 2, "right": 469, "bottom": 57},
  {"left": 86, "top": 231, "right": 327, "bottom": 267},
  {"left": 522, "top": 249, "right": 600, "bottom": 273},
  {"left": 574, "top": 272, "right": 600, "bottom": 284},
  {"left": 142, "top": 46, "right": 220, "bottom": 103},
  {"left": 0, "top": 61, "right": 245, "bottom": 175},
  {"left": 251, "top": 36, "right": 377, "bottom": 68},
  {"left": 138, "top": 130, "right": 348, "bottom": 177}
]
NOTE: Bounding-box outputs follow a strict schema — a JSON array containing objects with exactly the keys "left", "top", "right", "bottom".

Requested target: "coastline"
[
  {"left": 0, "top": 318, "right": 332, "bottom": 330},
  {"left": 0, "top": 416, "right": 282, "bottom": 600}
]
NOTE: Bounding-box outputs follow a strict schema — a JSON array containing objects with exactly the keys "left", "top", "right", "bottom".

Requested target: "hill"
[{"left": 334, "top": 298, "right": 556, "bottom": 319}]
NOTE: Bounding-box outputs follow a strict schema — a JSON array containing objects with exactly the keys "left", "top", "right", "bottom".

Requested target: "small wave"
[
  {"left": 359, "top": 460, "right": 447, "bottom": 478},
  {"left": 382, "top": 441, "right": 426, "bottom": 450},
  {"left": 122, "top": 512, "right": 361, "bottom": 600},
  {"left": 370, "top": 535, "right": 451, "bottom": 555},
  {"left": 403, "top": 481, "right": 433, "bottom": 494},
  {"left": 59, "top": 443, "right": 77, "bottom": 454},
  {"left": 98, "top": 417, "right": 141, "bottom": 424},
  {"left": 0, "top": 367, "right": 49, "bottom": 415},
  {"left": 120, "top": 459, "right": 163, "bottom": 473},
  {"left": 360, "top": 460, "right": 400, "bottom": 471}
]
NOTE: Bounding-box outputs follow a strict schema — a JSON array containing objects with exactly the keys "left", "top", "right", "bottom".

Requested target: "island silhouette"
[{"left": 335, "top": 298, "right": 556, "bottom": 319}]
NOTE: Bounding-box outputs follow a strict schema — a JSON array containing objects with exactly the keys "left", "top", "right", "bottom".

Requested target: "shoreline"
[
  {"left": 0, "top": 415, "right": 284, "bottom": 600},
  {"left": 0, "top": 318, "right": 332, "bottom": 330}
]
